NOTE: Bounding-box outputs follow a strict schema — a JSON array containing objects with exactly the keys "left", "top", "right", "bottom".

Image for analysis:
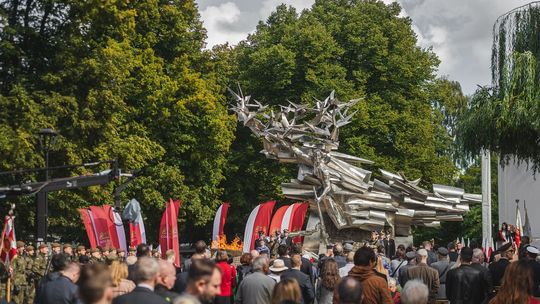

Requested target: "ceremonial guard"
[
  {"left": 12, "top": 241, "right": 28, "bottom": 304},
  {"left": 76, "top": 245, "right": 86, "bottom": 259},
  {"left": 63, "top": 244, "right": 74, "bottom": 261},
  {"left": 51, "top": 242, "right": 61, "bottom": 255},
  {"left": 31, "top": 244, "right": 50, "bottom": 292},
  {"left": 25, "top": 245, "right": 35, "bottom": 304},
  {"left": 90, "top": 248, "right": 103, "bottom": 263}
]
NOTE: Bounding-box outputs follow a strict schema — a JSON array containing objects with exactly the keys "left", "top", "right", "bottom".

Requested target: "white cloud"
[
  {"left": 200, "top": 2, "right": 246, "bottom": 47},
  {"left": 260, "top": 0, "right": 314, "bottom": 17}
]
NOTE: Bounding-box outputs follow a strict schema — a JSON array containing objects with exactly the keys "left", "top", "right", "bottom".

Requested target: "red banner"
[
  {"left": 159, "top": 199, "right": 181, "bottom": 267},
  {"left": 245, "top": 200, "right": 276, "bottom": 251},
  {"left": 269, "top": 205, "right": 288, "bottom": 236},
  {"left": 79, "top": 208, "right": 98, "bottom": 248},
  {"left": 89, "top": 206, "right": 112, "bottom": 248},
  {"left": 291, "top": 202, "right": 309, "bottom": 243},
  {"left": 102, "top": 205, "right": 120, "bottom": 249}
]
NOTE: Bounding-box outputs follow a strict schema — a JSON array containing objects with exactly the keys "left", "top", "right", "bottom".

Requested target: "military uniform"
[
  {"left": 31, "top": 246, "right": 49, "bottom": 294},
  {"left": 12, "top": 253, "right": 27, "bottom": 304},
  {"left": 0, "top": 261, "right": 7, "bottom": 300}
]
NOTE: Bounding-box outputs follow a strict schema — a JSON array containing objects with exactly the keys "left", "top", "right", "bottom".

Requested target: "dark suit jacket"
[
  {"left": 406, "top": 263, "right": 440, "bottom": 303},
  {"left": 172, "top": 271, "right": 189, "bottom": 294},
  {"left": 41, "top": 275, "right": 80, "bottom": 304},
  {"left": 113, "top": 286, "right": 169, "bottom": 304},
  {"left": 488, "top": 258, "right": 510, "bottom": 286},
  {"left": 300, "top": 257, "right": 313, "bottom": 282},
  {"left": 281, "top": 269, "right": 315, "bottom": 304}
]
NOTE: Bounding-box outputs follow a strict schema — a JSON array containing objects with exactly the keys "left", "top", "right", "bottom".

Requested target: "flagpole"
[{"left": 481, "top": 149, "right": 492, "bottom": 250}]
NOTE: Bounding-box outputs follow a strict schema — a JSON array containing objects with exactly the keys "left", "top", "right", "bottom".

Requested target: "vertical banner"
[
  {"left": 79, "top": 208, "right": 98, "bottom": 248},
  {"left": 242, "top": 200, "right": 276, "bottom": 252},
  {"left": 269, "top": 205, "right": 289, "bottom": 237},
  {"left": 212, "top": 203, "right": 230, "bottom": 241},
  {"left": 103, "top": 205, "right": 127, "bottom": 251},
  {"left": 123, "top": 199, "right": 146, "bottom": 246},
  {"left": 159, "top": 199, "right": 181, "bottom": 266},
  {"left": 89, "top": 206, "right": 112, "bottom": 248},
  {"left": 0, "top": 215, "right": 17, "bottom": 264},
  {"left": 102, "top": 205, "right": 120, "bottom": 249},
  {"left": 290, "top": 202, "right": 309, "bottom": 243}
]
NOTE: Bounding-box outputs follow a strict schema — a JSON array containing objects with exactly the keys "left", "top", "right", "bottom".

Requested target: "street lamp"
[
  {"left": 38, "top": 128, "right": 58, "bottom": 180},
  {"left": 36, "top": 128, "right": 58, "bottom": 243}
]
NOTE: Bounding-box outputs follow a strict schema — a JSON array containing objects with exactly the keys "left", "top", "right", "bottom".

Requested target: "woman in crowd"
[
  {"left": 215, "top": 250, "right": 236, "bottom": 304},
  {"left": 109, "top": 260, "right": 135, "bottom": 298},
  {"left": 390, "top": 248, "right": 407, "bottom": 279},
  {"left": 236, "top": 253, "right": 252, "bottom": 285},
  {"left": 316, "top": 258, "right": 340, "bottom": 304},
  {"left": 388, "top": 277, "right": 400, "bottom": 304},
  {"left": 272, "top": 278, "right": 302, "bottom": 304},
  {"left": 489, "top": 260, "right": 539, "bottom": 304}
]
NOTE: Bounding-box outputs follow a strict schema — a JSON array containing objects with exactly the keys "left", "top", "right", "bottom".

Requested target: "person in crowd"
[
  {"left": 183, "top": 259, "right": 222, "bottom": 304},
  {"left": 32, "top": 243, "right": 50, "bottom": 292},
  {"left": 316, "top": 258, "right": 340, "bottom": 304},
  {"left": 376, "top": 245, "right": 391, "bottom": 273},
  {"left": 90, "top": 248, "right": 103, "bottom": 264},
  {"left": 447, "top": 242, "right": 458, "bottom": 262},
  {"left": 271, "top": 278, "right": 302, "bottom": 304},
  {"left": 336, "top": 277, "right": 363, "bottom": 304},
  {"left": 422, "top": 241, "right": 437, "bottom": 265},
  {"left": 405, "top": 249, "right": 439, "bottom": 303},
  {"left": 331, "top": 244, "right": 347, "bottom": 268},
  {"left": 184, "top": 241, "right": 207, "bottom": 273},
  {"left": 471, "top": 248, "right": 494, "bottom": 299},
  {"left": 388, "top": 277, "right": 400, "bottom": 304},
  {"left": 497, "top": 222, "right": 512, "bottom": 248},
  {"left": 523, "top": 245, "right": 540, "bottom": 297},
  {"left": 236, "top": 253, "right": 253, "bottom": 285},
  {"left": 257, "top": 240, "right": 271, "bottom": 255},
  {"left": 390, "top": 248, "right": 407, "bottom": 280},
  {"left": 446, "top": 247, "right": 489, "bottom": 304},
  {"left": 156, "top": 259, "right": 180, "bottom": 303},
  {"left": 255, "top": 231, "right": 268, "bottom": 249},
  {"left": 290, "top": 244, "right": 313, "bottom": 281},
  {"left": 110, "top": 260, "right": 136, "bottom": 298},
  {"left": 489, "top": 260, "right": 539, "bottom": 304},
  {"left": 339, "top": 251, "right": 355, "bottom": 278},
  {"left": 343, "top": 242, "right": 354, "bottom": 256},
  {"left": 268, "top": 233, "right": 280, "bottom": 258},
  {"left": 277, "top": 244, "right": 292, "bottom": 268},
  {"left": 236, "top": 256, "right": 276, "bottom": 304},
  {"left": 280, "top": 229, "right": 293, "bottom": 247},
  {"left": 215, "top": 250, "right": 236, "bottom": 304},
  {"left": 79, "top": 263, "right": 114, "bottom": 304},
  {"left": 333, "top": 246, "right": 392, "bottom": 304},
  {"left": 128, "top": 246, "right": 136, "bottom": 256},
  {"left": 41, "top": 261, "right": 81, "bottom": 304},
  {"left": 401, "top": 280, "right": 429, "bottom": 304},
  {"left": 269, "top": 259, "right": 288, "bottom": 282},
  {"left": 117, "top": 249, "right": 126, "bottom": 262},
  {"left": 488, "top": 242, "right": 513, "bottom": 287},
  {"left": 63, "top": 244, "right": 74, "bottom": 260},
  {"left": 398, "top": 251, "right": 417, "bottom": 287},
  {"left": 36, "top": 253, "right": 71, "bottom": 303},
  {"left": 519, "top": 236, "right": 532, "bottom": 259},
  {"left": 113, "top": 257, "right": 168, "bottom": 304},
  {"left": 165, "top": 249, "right": 176, "bottom": 265},
  {"left": 51, "top": 242, "right": 61, "bottom": 255},
  {"left": 281, "top": 254, "right": 314, "bottom": 304},
  {"left": 429, "top": 247, "right": 454, "bottom": 300},
  {"left": 76, "top": 245, "right": 86, "bottom": 259}
]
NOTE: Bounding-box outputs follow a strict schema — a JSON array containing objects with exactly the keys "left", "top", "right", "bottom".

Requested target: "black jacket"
[
  {"left": 446, "top": 264, "right": 490, "bottom": 304},
  {"left": 41, "top": 274, "right": 80, "bottom": 304},
  {"left": 172, "top": 272, "right": 188, "bottom": 294},
  {"left": 529, "top": 260, "right": 540, "bottom": 297},
  {"left": 488, "top": 258, "right": 510, "bottom": 286},
  {"left": 113, "top": 286, "right": 169, "bottom": 304},
  {"left": 281, "top": 269, "right": 315, "bottom": 304},
  {"left": 155, "top": 284, "right": 180, "bottom": 303}
]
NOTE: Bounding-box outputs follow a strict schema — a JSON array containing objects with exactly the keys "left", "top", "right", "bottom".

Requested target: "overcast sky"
[{"left": 195, "top": 0, "right": 531, "bottom": 95}]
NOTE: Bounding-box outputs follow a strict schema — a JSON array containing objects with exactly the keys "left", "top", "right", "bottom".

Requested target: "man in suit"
[
  {"left": 113, "top": 257, "right": 168, "bottom": 304},
  {"left": 40, "top": 261, "right": 80, "bottom": 304},
  {"left": 277, "top": 244, "right": 292, "bottom": 268},
  {"left": 156, "top": 260, "right": 180, "bottom": 303},
  {"left": 429, "top": 247, "right": 454, "bottom": 300},
  {"left": 488, "top": 242, "right": 513, "bottom": 287},
  {"left": 290, "top": 244, "right": 314, "bottom": 282},
  {"left": 280, "top": 229, "right": 293, "bottom": 247},
  {"left": 281, "top": 254, "right": 315, "bottom": 304},
  {"left": 184, "top": 259, "right": 222, "bottom": 304},
  {"left": 405, "top": 249, "right": 440, "bottom": 303},
  {"left": 236, "top": 256, "right": 276, "bottom": 304}
]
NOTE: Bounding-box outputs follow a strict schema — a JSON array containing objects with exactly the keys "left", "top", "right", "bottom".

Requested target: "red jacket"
[{"left": 217, "top": 261, "right": 236, "bottom": 296}]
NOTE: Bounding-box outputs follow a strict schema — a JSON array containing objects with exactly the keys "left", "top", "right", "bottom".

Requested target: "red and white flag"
[
  {"left": 0, "top": 215, "right": 17, "bottom": 264},
  {"left": 243, "top": 200, "right": 276, "bottom": 252},
  {"left": 269, "top": 205, "right": 289, "bottom": 237},
  {"left": 212, "top": 203, "right": 230, "bottom": 241},
  {"left": 103, "top": 205, "right": 127, "bottom": 251},
  {"left": 290, "top": 202, "right": 309, "bottom": 243},
  {"left": 79, "top": 208, "right": 98, "bottom": 248},
  {"left": 124, "top": 199, "right": 146, "bottom": 246},
  {"left": 159, "top": 199, "right": 181, "bottom": 266}
]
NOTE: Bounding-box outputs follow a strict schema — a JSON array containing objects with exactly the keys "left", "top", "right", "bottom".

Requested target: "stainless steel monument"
[{"left": 231, "top": 89, "right": 481, "bottom": 250}]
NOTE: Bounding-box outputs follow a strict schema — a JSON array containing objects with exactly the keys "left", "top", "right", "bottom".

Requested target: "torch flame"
[{"left": 211, "top": 234, "right": 243, "bottom": 251}]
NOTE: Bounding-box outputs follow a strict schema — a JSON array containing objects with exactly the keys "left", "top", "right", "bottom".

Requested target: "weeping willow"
[{"left": 459, "top": 1, "right": 540, "bottom": 172}]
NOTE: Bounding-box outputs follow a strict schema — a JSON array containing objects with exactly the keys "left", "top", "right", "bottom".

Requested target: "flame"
[{"left": 211, "top": 234, "right": 243, "bottom": 251}]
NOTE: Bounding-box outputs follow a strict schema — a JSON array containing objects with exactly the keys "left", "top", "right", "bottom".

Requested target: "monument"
[{"left": 231, "top": 89, "right": 481, "bottom": 251}]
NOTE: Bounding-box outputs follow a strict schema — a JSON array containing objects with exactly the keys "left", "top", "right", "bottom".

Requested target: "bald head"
[{"left": 158, "top": 259, "right": 177, "bottom": 289}]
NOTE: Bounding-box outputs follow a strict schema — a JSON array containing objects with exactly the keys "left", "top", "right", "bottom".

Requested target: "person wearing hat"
[
  {"left": 405, "top": 249, "right": 440, "bottom": 302},
  {"left": 269, "top": 259, "right": 288, "bottom": 282},
  {"left": 24, "top": 245, "right": 36, "bottom": 303},
  {"left": 430, "top": 247, "right": 455, "bottom": 299},
  {"left": 76, "top": 245, "right": 86, "bottom": 258},
  {"left": 89, "top": 248, "right": 103, "bottom": 264},
  {"left": 12, "top": 241, "right": 29, "bottom": 304},
  {"left": 279, "top": 229, "right": 293, "bottom": 247},
  {"left": 488, "top": 242, "right": 514, "bottom": 287},
  {"left": 128, "top": 246, "right": 136, "bottom": 256},
  {"left": 117, "top": 248, "right": 126, "bottom": 261},
  {"left": 523, "top": 245, "right": 540, "bottom": 296},
  {"left": 254, "top": 231, "right": 268, "bottom": 250},
  {"left": 31, "top": 243, "right": 50, "bottom": 295},
  {"left": 398, "top": 250, "right": 418, "bottom": 287},
  {"left": 63, "top": 244, "right": 74, "bottom": 261},
  {"left": 51, "top": 242, "right": 61, "bottom": 255}
]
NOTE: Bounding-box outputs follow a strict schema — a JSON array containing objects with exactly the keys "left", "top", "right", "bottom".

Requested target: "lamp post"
[{"left": 36, "top": 128, "right": 58, "bottom": 243}]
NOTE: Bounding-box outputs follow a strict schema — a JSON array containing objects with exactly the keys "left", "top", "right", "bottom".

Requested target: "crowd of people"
[{"left": 2, "top": 227, "right": 540, "bottom": 304}]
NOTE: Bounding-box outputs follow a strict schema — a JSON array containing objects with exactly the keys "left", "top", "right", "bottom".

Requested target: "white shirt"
[{"left": 339, "top": 263, "right": 354, "bottom": 278}]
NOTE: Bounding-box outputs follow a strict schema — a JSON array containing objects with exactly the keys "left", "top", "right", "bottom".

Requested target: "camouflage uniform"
[
  {"left": 0, "top": 261, "right": 7, "bottom": 300},
  {"left": 31, "top": 250, "right": 49, "bottom": 295},
  {"left": 12, "top": 253, "right": 27, "bottom": 304},
  {"left": 23, "top": 250, "right": 34, "bottom": 304}
]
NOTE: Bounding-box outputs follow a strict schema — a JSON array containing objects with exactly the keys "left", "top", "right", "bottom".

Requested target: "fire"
[{"left": 211, "top": 234, "right": 243, "bottom": 251}]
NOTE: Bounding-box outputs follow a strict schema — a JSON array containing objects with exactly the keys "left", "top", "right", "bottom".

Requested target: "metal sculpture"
[{"left": 230, "top": 89, "right": 481, "bottom": 247}]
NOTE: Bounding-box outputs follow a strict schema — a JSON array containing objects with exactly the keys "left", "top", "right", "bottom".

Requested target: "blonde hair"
[
  {"left": 110, "top": 260, "right": 129, "bottom": 287},
  {"left": 272, "top": 278, "right": 302, "bottom": 304}
]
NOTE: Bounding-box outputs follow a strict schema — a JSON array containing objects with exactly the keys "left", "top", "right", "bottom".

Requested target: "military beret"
[
  {"left": 16, "top": 241, "right": 25, "bottom": 248},
  {"left": 117, "top": 249, "right": 125, "bottom": 253},
  {"left": 405, "top": 251, "right": 416, "bottom": 259},
  {"left": 76, "top": 245, "right": 86, "bottom": 251},
  {"left": 63, "top": 244, "right": 72, "bottom": 249},
  {"left": 90, "top": 248, "right": 101, "bottom": 254},
  {"left": 51, "top": 242, "right": 61, "bottom": 248},
  {"left": 128, "top": 246, "right": 136, "bottom": 251},
  {"left": 39, "top": 244, "right": 48, "bottom": 249},
  {"left": 26, "top": 245, "right": 35, "bottom": 251},
  {"left": 437, "top": 247, "right": 449, "bottom": 256}
]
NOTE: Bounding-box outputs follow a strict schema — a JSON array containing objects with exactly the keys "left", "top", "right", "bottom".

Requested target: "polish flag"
[
  {"left": 79, "top": 208, "right": 98, "bottom": 248},
  {"left": 103, "top": 205, "right": 127, "bottom": 251},
  {"left": 159, "top": 199, "right": 181, "bottom": 266},
  {"left": 124, "top": 199, "right": 146, "bottom": 246},
  {"left": 0, "top": 214, "right": 17, "bottom": 264},
  {"left": 212, "top": 203, "right": 230, "bottom": 241},
  {"left": 243, "top": 200, "right": 276, "bottom": 253},
  {"left": 269, "top": 206, "right": 289, "bottom": 236},
  {"left": 89, "top": 206, "right": 112, "bottom": 248}
]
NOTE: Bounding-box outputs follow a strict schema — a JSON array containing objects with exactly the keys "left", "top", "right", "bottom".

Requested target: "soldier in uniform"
[
  {"left": 118, "top": 249, "right": 126, "bottom": 262},
  {"left": 12, "top": 241, "right": 28, "bottom": 304},
  {"left": 24, "top": 245, "right": 35, "bottom": 304},
  {"left": 76, "top": 245, "right": 86, "bottom": 260},
  {"left": 63, "top": 244, "right": 74, "bottom": 261},
  {"left": 31, "top": 244, "right": 50, "bottom": 295},
  {"left": 128, "top": 246, "right": 136, "bottom": 256},
  {"left": 89, "top": 248, "right": 102, "bottom": 263},
  {"left": 0, "top": 259, "right": 7, "bottom": 300},
  {"left": 51, "top": 242, "right": 61, "bottom": 255}
]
